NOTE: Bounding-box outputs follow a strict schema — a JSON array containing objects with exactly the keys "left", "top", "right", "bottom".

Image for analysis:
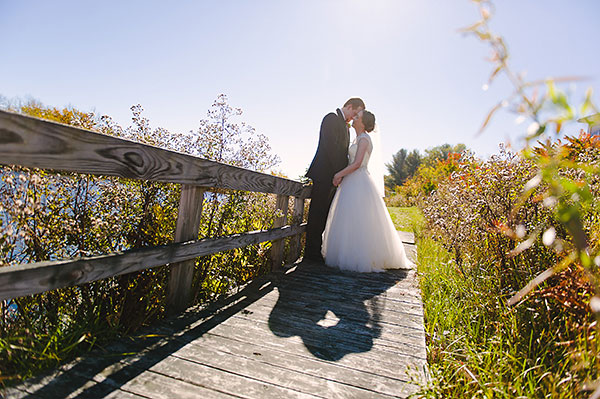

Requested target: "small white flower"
[
  {"left": 515, "top": 116, "right": 526, "bottom": 125},
  {"left": 542, "top": 227, "right": 556, "bottom": 246},
  {"left": 527, "top": 122, "right": 540, "bottom": 138},
  {"left": 515, "top": 225, "right": 526, "bottom": 239},
  {"left": 482, "top": 84, "right": 489, "bottom": 91},
  {"left": 543, "top": 196, "right": 557, "bottom": 208},
  {"left": 524, "top": 174, "right": 542, "bottom": 191}
]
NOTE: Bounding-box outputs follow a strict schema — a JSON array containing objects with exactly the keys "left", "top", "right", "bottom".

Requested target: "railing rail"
[{"left": 0, "top": 109, "right": 311, "bottom": 312}]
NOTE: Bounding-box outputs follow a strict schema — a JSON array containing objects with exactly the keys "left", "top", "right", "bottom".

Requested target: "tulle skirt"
[{"left": 321, "top": 168, "right": 414, "bottom": 273}]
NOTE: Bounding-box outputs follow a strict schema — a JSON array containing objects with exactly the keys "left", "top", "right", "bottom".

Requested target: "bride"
[{"left": 321, "top": 110, "right": 414, "bottom": 272}]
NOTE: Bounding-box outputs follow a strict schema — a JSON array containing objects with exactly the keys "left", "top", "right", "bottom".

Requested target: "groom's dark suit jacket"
[
  {"left": 304, "top": 109, "right": 349, "bottom": 260},
  {"left": 306, "top": 109, "right": 349, "bottom": 183}
]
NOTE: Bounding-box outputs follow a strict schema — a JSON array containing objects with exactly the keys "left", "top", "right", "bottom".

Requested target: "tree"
[
  {"left": 385, "top": 148, "right": 422, "bottom": 188},
  {"left": 422, "top": 143, "right": 466, "bottom": 166}
]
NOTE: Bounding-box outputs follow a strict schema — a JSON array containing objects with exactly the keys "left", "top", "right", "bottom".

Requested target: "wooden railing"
[{"left": 0, "top": 109, "right": 311, "bottom": 312}]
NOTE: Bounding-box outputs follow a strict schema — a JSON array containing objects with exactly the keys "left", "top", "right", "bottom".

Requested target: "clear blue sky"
[{"left": 1, "top": 1, "right": 598, "bottom": 179}]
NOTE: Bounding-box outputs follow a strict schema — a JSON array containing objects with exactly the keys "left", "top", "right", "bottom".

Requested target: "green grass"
[
  {"left": 387, "top": 206, "right": 588, "bottom": 398},
  {"left": 387, "top": 206, "right": 425, "bottom": 232}
]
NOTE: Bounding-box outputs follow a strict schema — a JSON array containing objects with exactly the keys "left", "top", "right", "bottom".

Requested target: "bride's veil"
[{"left": 368, "top": 124, "right": 386, "bottom": 197}]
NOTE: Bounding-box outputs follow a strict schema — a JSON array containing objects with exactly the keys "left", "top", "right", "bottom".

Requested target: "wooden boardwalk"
[{"left": 3, "top": 233, "right": 426, "bottom": 399}]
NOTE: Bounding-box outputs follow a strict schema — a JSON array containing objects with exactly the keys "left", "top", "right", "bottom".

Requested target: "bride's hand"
[{"left": 333, "top": 174, "right": 342, "bottom": 187}]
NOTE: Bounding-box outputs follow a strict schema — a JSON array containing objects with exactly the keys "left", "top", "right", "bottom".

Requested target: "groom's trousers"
[{"left": 304, "top": 180, "right": 336, "bottom": 260}]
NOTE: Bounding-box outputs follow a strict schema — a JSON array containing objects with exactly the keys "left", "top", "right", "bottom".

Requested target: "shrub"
[
  {"left": 0, "top": 96, "right": 285, "bottom": 384},
  {"left": 418, "top": 138, "right": 599, "bottom": 397}
]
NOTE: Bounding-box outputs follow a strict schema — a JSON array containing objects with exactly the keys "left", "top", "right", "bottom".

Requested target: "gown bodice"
[{"left": 348, "top": 133, "right": 372, "bottom": 168}]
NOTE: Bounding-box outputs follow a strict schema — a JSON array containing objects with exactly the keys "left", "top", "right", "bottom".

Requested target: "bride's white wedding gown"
[{"left": 321, "top": 133, "right": 414, "bottom": 272}]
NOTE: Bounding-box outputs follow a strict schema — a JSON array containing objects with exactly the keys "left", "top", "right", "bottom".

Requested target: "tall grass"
[
  {"left": 388, "top": 206, "right": 596, "bottom": 398},
  {"left": 0, "top": 97, "right": 284, "bottom": 387},
  {"left": 387, "top": 206, "right": 424, "bottom": 233}
]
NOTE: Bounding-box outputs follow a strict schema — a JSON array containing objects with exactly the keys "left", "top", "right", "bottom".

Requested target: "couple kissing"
[{"left": 304, "top": 98, "right": 414, "bottom": 272}]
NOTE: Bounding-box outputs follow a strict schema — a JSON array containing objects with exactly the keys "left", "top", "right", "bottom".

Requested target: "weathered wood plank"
[
  {"left": 145, "top": 355, "right": 322, "bottom": 399},
  {"left": 63, "top": 348, "right": 322, "bottom": 399},
  {"left": 149, "top": 294, "right": 424, "bottom": 361},
  {"left": 167, "top": 185, "right": 206, "bottom": 312},
  {"left": 232, "top": 299, "right": 427, "bottom": 347},
  {"left": 0, "top": 109, "right": 306, "bottom": 197},
  {"left": 213, "top": 272, "right": 425, "bottom": 328},
  {"left": 87, "top": 333, "right": 399, "bottom": 399},
  {"left": 153, "top": 289, "right": 426, "bottom": 364},
  {"left": 0, "top": 363, "right": 151, "bottom": 399},
  {"left": 275, "top": 268, "right": 421, "bottom": 300},
  {"left": 219, "top": 308, "right": 426, "bottom": 361},
  {"left": 205, "top": 312, "right": 426, "bottom": 382},
  {"left": 170, "top": 345, "right": 399, "bottom": 399},
  {"left": 263, "top": 278, "right": 425, "bottom": 313},
  {"left": 182, "top": 332, "right": 417, "bottom": 398},
  {"left": 0, "top": 224, "right": 305, "bottom": 301},
  {"left": 4, "top": 239, "right": 427, "bottom": 398},
  {"left": 244, "top": 282, "right": 425, "bottom": 322},
  {"left": 287, "top": 196, "right": 305, "bottom": 264},
  {"left": 46, "top": 263, "right": 424, "bottom": 397},
  {"left": 397, "top": 231, "right": 415, "bottom": 245},
  {"left": 271, "top": 275, "right": 424, "bottom": 312},
  {"left": 270, "top": 194, "right": 289, "bottom": 270},
  {"left": 100, "top": 325, "right": 419, "bottom": 398},
  {"left": 21, "top": 357, "right": 236, "bottom": 399}
]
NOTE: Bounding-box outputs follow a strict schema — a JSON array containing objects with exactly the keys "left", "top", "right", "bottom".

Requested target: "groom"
[{"left": 304, "top": 98, "right": 365, "bottom": 262}]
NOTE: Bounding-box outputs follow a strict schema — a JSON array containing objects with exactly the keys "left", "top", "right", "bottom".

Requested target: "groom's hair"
[
  {"left": 343, "top": 98, "right": 365, "bottom": 110},
  {"left": 362, "top": 111, "right": 376, "bottom": 132}
]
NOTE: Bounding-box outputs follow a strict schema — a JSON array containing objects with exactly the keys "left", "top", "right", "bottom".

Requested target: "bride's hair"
[{"left": 362, "top": 111, "right": 376, "bottom": 132}]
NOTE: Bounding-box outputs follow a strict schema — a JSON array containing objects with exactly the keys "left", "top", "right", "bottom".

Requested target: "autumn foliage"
[{"left": 0, "top": 96, "right": 285, "bottom": 384}]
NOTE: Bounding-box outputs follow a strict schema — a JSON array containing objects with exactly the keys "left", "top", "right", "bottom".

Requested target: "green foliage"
[
  {"left": 385, "top": 150, "right": 468, "bottom": 207},
  {"left": 0, "top": 95, "right": 284, "bottom": 385},
  {"left": 386, "top": 148, "right": 422, "bottom": 188},
  {"left": 387, "top": 206, "right": 425, "bottom": 233},
  {"left": 385, "top": 144, "right": 467, "bottom": 191},
  {"left": 412, "top": 0, "right": 600, "bottom": 395},
  {"left": 391, "top": 190, "right": 597, "bottom": 397},
  {"left": 461, "top": 0, "right": 599, "bottom": 293},
  {"left": 422, "top": 143, "right": 467, "bottom": 167},
  {"left": 416, "top": 232, "right": 593, "bottom": 398}
]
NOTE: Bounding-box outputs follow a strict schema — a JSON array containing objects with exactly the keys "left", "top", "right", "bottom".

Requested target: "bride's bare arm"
[{"left": 332, "top": 138, "right": 369, "bottom": 186}]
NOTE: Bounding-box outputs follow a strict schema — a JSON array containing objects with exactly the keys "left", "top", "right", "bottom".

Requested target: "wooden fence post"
[
  {"left": 286, "top": 196, "right": 305, "bottom": 264},
  {"left": 270, "top": 194, "right": 289, "bottom": 270},
  {"left": 167, "top": 185, "right": 206, "bottom": 313}
]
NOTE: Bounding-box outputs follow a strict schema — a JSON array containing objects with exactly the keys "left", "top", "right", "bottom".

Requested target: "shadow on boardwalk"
[
  {"left": 4, "top": 238, "right": 425, "bottom": 398},
  {"left": 5, "top": 271, "right": 280, "bottom": 399},
  {"left": 269, "top": 261, "right": 406, "bottom": 361}
]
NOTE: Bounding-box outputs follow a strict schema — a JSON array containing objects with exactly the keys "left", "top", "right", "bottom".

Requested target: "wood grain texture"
[
  {"left": 167, "top": 185, "right": 206, "bottom": 312},
  {"left": 0, "top": 109, "right": 307, "bottom": 197},
  {"left": 0, "top": 224, "right": 306, "bottom": 301},
  {"left": 2, "top": 239, "right": 427, "bottom": 399},
  {"left": 287, "top": 196, "right": 305, "bottom": 264},
  {"left": 269, "top": 194, "right": 289, "bottom": 270}
]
